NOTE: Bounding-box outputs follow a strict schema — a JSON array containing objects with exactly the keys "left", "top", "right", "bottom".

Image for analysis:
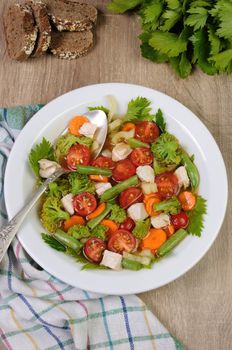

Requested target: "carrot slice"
[
  {"left": 144, "top": 196, "right": 161, "bottom": 217},
  {"left": 87, "top": 203, "right": 106, "bottom": 220},
  {"left": 178, "top": 191, "right": 196, "bottom": 211},
  {"left": 141, "top": 229, "right": 167, "bottom": 251},
  {"left": 89, "top": 175, "right": 109, "bottom": 182},
  {"left": 68, "top": 115, "right": 89, "bottom": 136},
  {"left": 144, "top": 193, "right": 160, "bottom": 201},
  {"left": 101, "top": 219, "right": 118, "bottom": 235},
  {"left": 63, "top": 215, "right": 85, "bottom": 231},
  {"left": 122, "top": 123, "right": 136, "bottom": 132},
  {"left": 164, "top": 224, "right": 175, "bottom": 238}
]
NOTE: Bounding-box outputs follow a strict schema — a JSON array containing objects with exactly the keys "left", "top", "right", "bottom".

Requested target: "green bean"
[
  {"left": 54, "top": 230, "right": 83, "bottom": 252},
  {"left": 181, "top": 151, "right": 199, "bottom": 191},
  {"left": 100, "top": 175, "right": 139, "bottom": 202},
  {"left": 156, "top": 229, "right": 188, "bottom": 257},
  {"left": 122, "top": 258, "right": 143, "bottom": 270},
  {"left": 87, "top": 203, "right": 112, "bottom": 229},
  {"left": 127, "top": 138, "right": 149, "bottom": 149},
  {"left": 76, "top": 165, "right": 112, "bottom": 176}
]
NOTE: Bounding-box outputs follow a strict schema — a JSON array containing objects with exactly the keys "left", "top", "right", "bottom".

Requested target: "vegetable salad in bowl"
[{"left": 29, "top": 97, "right": 207, "bottom": 271}]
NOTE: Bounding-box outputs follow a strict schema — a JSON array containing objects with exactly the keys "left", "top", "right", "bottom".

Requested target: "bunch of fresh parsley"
[{"left": 107, "top": 0, "right": 232, "bottom": 78}]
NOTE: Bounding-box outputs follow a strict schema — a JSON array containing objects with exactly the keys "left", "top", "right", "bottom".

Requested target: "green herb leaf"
[
  {"left": 154, "top": 108, "right": 166, "bottom": 133},
  {"left": 149, "top": 31, "right": 188, "bottom": 58},
  {"left": 107, "top": 0, "right": 143, "bottom": 13},
  {"left": 140, "top": 1, "right": 163, "bottom": 31},
  {"left": 187, "top": 196, "right": 207, "bottom": 237},
  {"left": 159, "top": 10, "right": 182, "bottom": 32},
  {"left": 191, "top": 28, "right": 217, "bottom": 75},
  {"left": 29, "top": 138, "right": 54, "bottom": 177},
  {"left": 208, "top": 26, "right": 221, "bottom": 56},
  {"left": 185, "top": 7, "right": 208, "bottom": 31},
  {"left": 42, "top": 233, "right": 66, "bottom": 252},
  {"left": 88, "top": 106, "right": 110, "bottom": 117},
  {"left": 123, "top": 96, "right": 155, "bottom": 122},
  {"left": 209, "top": 49, "right": 232, "bottom": 73}
]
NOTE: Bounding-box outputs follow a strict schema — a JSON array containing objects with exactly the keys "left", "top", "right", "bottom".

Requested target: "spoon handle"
[{"left": 0, "top": 168, "right": 65, "bottom": 262}]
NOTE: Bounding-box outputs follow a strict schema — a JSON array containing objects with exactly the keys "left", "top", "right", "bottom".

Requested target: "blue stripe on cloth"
[
  {"left": 119, "top": 296, "right": 134, "bottom": 350},
  {"left": 7, "top": 255, "right": 66, "bottom": 350},
  {"left": 83, "top": 290, "right": 90, "bottom": 299},
  {"left": 99, "top": 298, "right": 114, "bottom": 350}
]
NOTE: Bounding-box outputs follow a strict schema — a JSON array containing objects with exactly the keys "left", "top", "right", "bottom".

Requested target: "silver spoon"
[{"left": 0, "top": 110, "right": 108, "bottom": 262}]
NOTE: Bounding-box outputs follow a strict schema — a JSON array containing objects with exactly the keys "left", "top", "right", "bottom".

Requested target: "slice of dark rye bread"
[
  {"left": 28, "top": 0, "right": 51, "bottom": 57},
  {"left": 4, "top": 4, "right": 38, "bottom": 61},
  {"left": 44, "top": 0, "right": 97, "bottom": 32},
  {"left": 50, "top": 30, "right": 93, "bottom": 59}
]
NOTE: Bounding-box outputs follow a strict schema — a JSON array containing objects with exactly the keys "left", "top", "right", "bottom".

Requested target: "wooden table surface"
[{"left": 0, "top": 1, "right": 231, "bottom": 349}]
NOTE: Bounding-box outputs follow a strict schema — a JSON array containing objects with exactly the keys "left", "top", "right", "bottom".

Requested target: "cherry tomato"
[
  {"left": 171, "top": 212, "right": 189, "bottom": 230},
  {"left": 135, "top": 121, "right": 160, "bottom": 143},
  {"left": 112, "top": 159, "right": 136, "bottom": 182},
  {"left": 119, "top": 187, "right": 143, "bottom": 209},
  {"left": 119, "top": 217, "right": 135, "bottom": 231},
  {"left": 108, "top": 230, "right": 136, "bottom": 254},
  {"left": 66, "top": 144, "right": 91, "bottom": 170},
  {"left": 83, "top": 238, "right": 106, "bottom": 263},
  {"left": 92, "top": 156, "right": 115, "bottom": 169},
  {"left": 73, "top": 192, "right": 97, "bottom": 216},
  {"left": 130, "top": 147, "right": 153, "bottom": 166},
  {"left": 155, "top": 172, "right": 179, "bottom": 199}
]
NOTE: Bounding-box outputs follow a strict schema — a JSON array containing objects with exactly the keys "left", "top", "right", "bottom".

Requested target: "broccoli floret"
[
  {"left": 48, "top": 178, "right": 70, "bottom": 198},
  {"left": 41, "top": 196, "right": 70, "bottom": 233},
  {"left": 91, "top": 225, "right": 108, "bottom": 240},
  {"left": 108, "top": 204, "right": 127, "bottom": 224},
  {"left": 55, "top": 134, "right": 79, "bottom": 160},
  {"left": 55, "top": 134, "right": 93, "bottom": 161},
  {"left": 151, "top": 133, "right": 181, "bottom": 166},
  {"left": 75, "top": 136, "right": 93, "bottom": 148},
  {"left": 132, "top": 219, "right": 151, "bottom": 239},
  {"left": 67, "top": 224, "right": 91, "bottom": 239},
  {"left": 153, "top": 158, "right": 177, "bottom": 175},
  {"left": 155, "top": 196, "right": 181, "bottom": 215},
  {"left": 68, "top": 173, "right": 95, "bottom": 195}
]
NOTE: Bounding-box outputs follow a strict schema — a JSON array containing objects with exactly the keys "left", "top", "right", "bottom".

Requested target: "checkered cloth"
[{"left": 0, "top": 105, "right": 184, "bottom": 350}]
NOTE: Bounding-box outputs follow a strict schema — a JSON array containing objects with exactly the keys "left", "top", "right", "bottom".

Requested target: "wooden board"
[{"left": 0, "top": 1, "right": 232, "bottom": 349}]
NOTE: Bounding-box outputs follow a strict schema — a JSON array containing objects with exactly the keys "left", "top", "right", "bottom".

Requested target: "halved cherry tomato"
[
  {"left": 119, "top": 187, "right": 143, "bottom": 209},
  {"left": 66, "top": 144, "right": 91, "bottom": 170},
  {"left": 108, "top": 230, "right": 136, "bottom": 254},
  {"left": 73, "top": 192, "right": 97, "bottom": 217},
  {"left": 135, "top": 121, "right": 160, "bottom": 143},
  {"left": 130, "top": 147, "right": 153, "bottom": 166},
  {"left": 155, "top": 172, "right": 179, "bottom": 199},
  {"left": 112, "top": 159, "right": 136, "bottom": 182},
  {"left": 171, "top": 212, "right": 189, "bottom": 229},
  {"left": 83, "top": 238, "right": 106, "bottom": 263},
  {"left": 119, "top": 217, "right": 135, "bottom": 231},
  {"left": 92, "top": 156, "right": 115, "bottom": 169}
]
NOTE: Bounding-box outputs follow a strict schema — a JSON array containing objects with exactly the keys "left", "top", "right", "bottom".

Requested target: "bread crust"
[
  {"left": 28, "top": 0, "right": 51, "bottom": 57},
  {"left": 4, "top": 4, "right": 38, "bottom": 61}
]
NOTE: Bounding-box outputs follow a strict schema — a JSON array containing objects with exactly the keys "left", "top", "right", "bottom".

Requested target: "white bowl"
[{"left": 4, "top": 83, "right": 228, "bottom": 295}]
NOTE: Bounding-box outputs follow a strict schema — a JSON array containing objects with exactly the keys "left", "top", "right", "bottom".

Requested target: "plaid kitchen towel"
[{"left": 0, "top": 105, "right": 184, "bottom": 350}]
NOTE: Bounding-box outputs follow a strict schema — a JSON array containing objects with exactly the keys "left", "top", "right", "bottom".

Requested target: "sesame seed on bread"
[
  {"left": 44, "top": 0, "right": 97, "bottom": 32},
  {"left": 50, "top": 30, "right": 93, "bottom": 59}
]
